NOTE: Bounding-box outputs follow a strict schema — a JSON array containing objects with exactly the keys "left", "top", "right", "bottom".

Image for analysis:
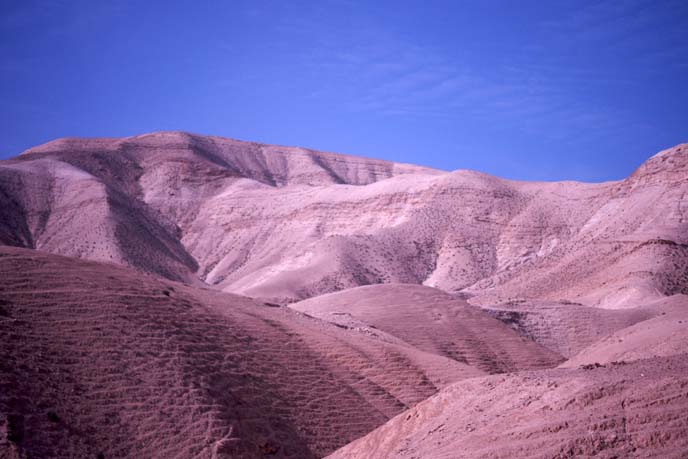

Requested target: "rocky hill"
[
  {"left": 2, "top": 132, "right": 686, "bottom": 308},
  {"left": 1, "top": 133, "right": 688, "bottom": 458}
]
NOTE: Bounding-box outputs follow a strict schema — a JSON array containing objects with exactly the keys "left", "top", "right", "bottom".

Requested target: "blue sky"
[{"left": 1, "top": 0, "right": 687, "bottom": 181}]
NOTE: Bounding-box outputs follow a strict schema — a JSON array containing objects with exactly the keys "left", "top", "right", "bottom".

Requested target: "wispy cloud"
[
  {"left": 248, "top": 0, "right": 685, "bottom": 144},
  {"left": 540, "top": 0, "right": 688, "bottom": 65},
  {"left": 279, "top": 27, "right": 626, "bottom": 140},
  {"left": 211, "top": 0, "right": 683, "bottom": 147}
]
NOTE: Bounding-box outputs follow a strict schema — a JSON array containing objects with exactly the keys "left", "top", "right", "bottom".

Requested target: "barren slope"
[
  {"left": 291, "top": 284, "right": 563, "bottom": 373},
  {"left": 1, "top": 133, "right": 687, "bottom": 308},
  {"left": 483, "top": 300, "right": 654, "bottom": 357},
  {"left": 327, "top": 355, "right": 688, "bottom": 459},
  {"left": 0, "top": 157, "right": 199, "bottom": 283},
  {"left": 561, "top": 294, "right": 688, "bottom": 367},
  {"left": 0, "top": 246, "right": 482, "bottom": 459},
  {"left": 2, "top": 133, "right": 688, "bottom": 459},
  {"left": 471, "top": 144, "right": 688, "bottom": 308}
]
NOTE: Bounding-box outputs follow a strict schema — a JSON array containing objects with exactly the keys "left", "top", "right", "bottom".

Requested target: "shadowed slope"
[
  {"left": 0, "top": 247, "right": 481, "bottom": 459},
  {"left": 291, "top": 284, "right": 563, "bottom": 373},
  {"left": 0, "top": 157, "right": 198, "bottom": 283},
  {"left": 327, "top": 355, "right": 688, "bottom": 459}
]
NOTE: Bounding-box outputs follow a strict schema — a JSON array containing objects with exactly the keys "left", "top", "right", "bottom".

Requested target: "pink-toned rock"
[
  {"left": 0, "top": 246, "right": 481, "bottom": 458},
  {"left": 2, "top": 133, "right": 686, "bottom": 308},
  {"left": 1, "top": 133, "right": 687, "bottom": 458},
  {"left": 560, "top": 294, "right": 688, "bottom": 367},
  {"left": 327, "top": 354, "right": 688, "bottom": 459},
  {"left": 291, "top": 283, "right": 563, "bottom": 373}
]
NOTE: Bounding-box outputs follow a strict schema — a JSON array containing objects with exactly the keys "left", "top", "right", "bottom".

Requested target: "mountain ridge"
[{"left": 1, "top": 132, "right": 687, "bottom": 308}]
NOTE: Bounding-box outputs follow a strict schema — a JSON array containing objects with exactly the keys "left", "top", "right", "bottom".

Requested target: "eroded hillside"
[{"left": 1, "top": 133, "right": 687, "bottom": 308}]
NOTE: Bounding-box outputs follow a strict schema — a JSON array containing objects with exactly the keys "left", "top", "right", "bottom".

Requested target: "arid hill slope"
[
  {"left": 561, "top": 294, "right": 688, "bottom": 367},
  {"left": 483, "top": 300, "right": 655, "bottom": 357},
  {"left": 2, "top": 133, "right": 688, "bottom": 459},
  {"left": 327, "top": 355, "right": 688, "bottom": 459},
  {"left": 0, "top": 246, "right": 485, "bottom": 459},
  {"left": 291, "top": 284, "right": 563, "bottom": 373},
  {"left": 1, "top": 133, "right": 687, "bottom": 307}
]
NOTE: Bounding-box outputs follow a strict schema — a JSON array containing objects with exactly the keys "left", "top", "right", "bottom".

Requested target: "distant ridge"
[{"left": 1, "top": 133, "right": 687, "bottom": 308}]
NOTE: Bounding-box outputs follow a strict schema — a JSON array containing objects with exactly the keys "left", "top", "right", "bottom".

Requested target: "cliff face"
[{"left": 1, "top": 133, "right": 687, "bottom": 307}]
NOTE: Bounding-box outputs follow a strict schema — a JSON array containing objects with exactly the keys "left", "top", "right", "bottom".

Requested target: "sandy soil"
[
  {"left": 291, "top": 284, "right": 563, "bottom": 373},
  {"left": 0, "top": 246, "right": 482, "bottom": 458},
  {"left": 482, "top": 299, "right": 654, "bottom": 357},
  {"left": 327, "top": 355, "right": 688, "bottom": 459},
  {"left": 561, "top": 295, "right": 688, "bottom": 367}
]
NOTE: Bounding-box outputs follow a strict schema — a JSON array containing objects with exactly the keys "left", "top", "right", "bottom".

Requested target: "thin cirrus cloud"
[
  {"left": 261, "top": 0, "right": 683, "bottom": 149},
  {"left": 292, "top": 34, "right": 624, "bottom": 143}
]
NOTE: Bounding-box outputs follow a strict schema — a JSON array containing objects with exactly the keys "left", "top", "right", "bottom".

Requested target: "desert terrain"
[{"left": 1, "top": 132, "right": 687, "bottom": 458}]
